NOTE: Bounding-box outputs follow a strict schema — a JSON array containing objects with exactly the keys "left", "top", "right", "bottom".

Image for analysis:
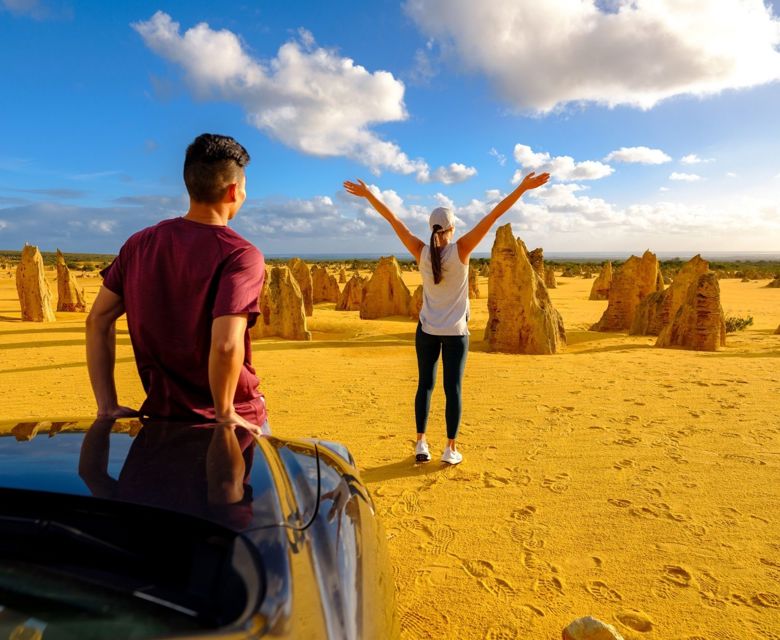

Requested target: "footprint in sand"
[
  {"left": 522, "top": 551, "right": 548, "bottom": 571},
  {"left": 614, "top": 436, "right": 641, "bottom": 446},
  {"left": 482, "top": 471, "right": 511, "bottom": 488},
  {"left": 532, "top": 573, "right": 569, "bottom": 615},
  {"left": 425, "top": 523, "right": 455, "bottom": 555},
  {"left": 462, "top": 559, "right": 495, "bottom": 579},
  {"left": 753, "top": 592, "right": 780, "bottom": 608},
  {"left": 484, "top": 623, "right": 520, "bottom": 640},
  {"left": 748, "top": 619, "right": 780, "bottom": 640},
  {"left": 481, "top": 576, "right": 517, "bottom": 601},
  {"left": 400, "top": 490, "right": 420, "bottom": 514},
  {"left": 662, "top": 564, "right": 695, "bottom": 588},
  {"left": 608, "top": 498, "right": 632, "bottom": 508},
  {"left": 400, "top": 608, "right": 446, "bottom": 640},
  {"left": 541, "top": 473, "right": 571, "bottom": 494},
  {"left": 721, "top": 453, "right": 767, "bottom": 466},
  {"left": 510, "top": 505, "right": 537, "bottom": 523},
  {"left": 613, "top": 458, "right": 636, "bottom": 471},
  {"left": 615, "top": 610, "right": 654, "bottom": 633},
  {"left": 586, "top": 580, "right": 623, "bottom": 603}
]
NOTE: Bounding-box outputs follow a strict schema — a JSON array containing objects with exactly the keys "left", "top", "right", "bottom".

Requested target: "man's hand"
[
  {"left": 214, "top": 410, "right": 269, "bottom": 437},
  {"left": 96, "top": 405, "right": 139, "bottom": 419}
]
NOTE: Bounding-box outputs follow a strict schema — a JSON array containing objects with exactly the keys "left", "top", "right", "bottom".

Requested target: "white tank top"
[{"left": 418, "top": 243, "right": 470, "bottom": 336}]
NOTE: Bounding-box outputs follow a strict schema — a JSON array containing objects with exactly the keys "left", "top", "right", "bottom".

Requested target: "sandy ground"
[{"left": 1, "top": 266, "right": 779, "bottom": 639}]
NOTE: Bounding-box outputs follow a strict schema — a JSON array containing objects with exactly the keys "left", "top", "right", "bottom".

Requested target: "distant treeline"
[
  {"left": 2, "top": 251, "right": 778, "bottom": 279},
  {"left": 0, "top": 250, "right": 113, "bottom": 271}
]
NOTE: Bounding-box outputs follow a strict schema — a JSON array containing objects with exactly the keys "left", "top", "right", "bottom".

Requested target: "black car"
[{"left": 0, "top": 417, "right": 399, "bottom": 639}]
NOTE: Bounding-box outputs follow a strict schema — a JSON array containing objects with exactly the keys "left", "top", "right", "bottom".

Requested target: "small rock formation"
[
  {"left": 335, "top": 273, "right": 366, "bottom": 311},
  {"left": 287, "top": 258, "right": 313, "bottom": 316},
  {"left": 631, "top": 254, "right": 709, "bottom": 336},
  {"left": 766, "top": 277, "right": 780, "bottom": 288},
  {"left": 484, "top": 224, "right": 565, "bottom": 354},
  {"left": 656, "top": 272, "right": 726, "bottom": 351},
  {"left": 12, "top": 421, "right": 43, "bottom": 442},
  {"left": 338, "top": 268, "right": 347, "bottom": 284},
  {"left": 545, "top": 268, "right": 557, "bottom": 289},
  {"left": 528, "top": 247, "right": 545, "bottom": 280},
  {"left": 468, "top": 265, "right": 480, "bottom": 299},
  {"left": 359, "top": 256, "right": 412, "bottom": 319},
  {"left": 561, "top": 266, "right": 580, "bottom": 277},
  {"left": 591, "top": 250, "right": 663, "bottom": 332},
  {"left": 410, "top": 285, "right": 424, "bottom": 320},
  {"left": 589, "top": 262, "right": 613, "bottom": 300},
  {"left": 562, "top": 616, "right": 625, "bottom": 640},
  {"left": 775, "top": 324, "right": 780, "bottom": 335},
  {"left": 16, "top": 244, "right": 56, "bottom": 322},
  {"left": 480, "top": 264, "right": 490, "bottom": 277},
  {"left": 311, "top": 265, "right": 340, "bottom": 303},
  {"left": 250, "top": 266, "right": 311, "bottom": 341},
  {"left": 55, "top": 249, "right": 86, "bottom": 312}
]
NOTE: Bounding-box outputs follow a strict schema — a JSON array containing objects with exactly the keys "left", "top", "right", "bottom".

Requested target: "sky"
[{"left": 1, "top": 0, "right": 780, "bottom": 256}]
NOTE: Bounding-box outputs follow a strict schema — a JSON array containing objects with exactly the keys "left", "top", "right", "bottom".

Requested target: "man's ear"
[{"left": 225, "top": 182, "right": 238, "bottom": 202}]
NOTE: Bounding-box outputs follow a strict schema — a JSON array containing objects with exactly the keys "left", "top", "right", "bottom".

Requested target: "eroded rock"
[
  {"left": 468, "top": 265, "right": 480, "bottom": 299},
  {"left": 359, "top": 256, "right": 411, "bottom": 319},
  {"left": 287, "top": 258, "right": 313, "bottom": 316},
  {"left": 55, "top": 249, "right": 86, "bottom": 312},
  {"left": 591, "top": 251, "right": 663, "bottom": 332},
  {"left": 484, "top": 224, "right": 565, "bottom": 354},
  {"left": 16, "top": 244, "right": 56, "bottom": 322},
  {"left": 250, "top": 266, "right": 311, "bottom": 341},
  {"left": 311, "top": 265, "right": 341, "bottom": 303},
  {"left": 562, "top": 616, "right": 625, "bottom": 640},
  {"left": 656, "top": 272, "right": 726, "bottom": 351},
  {"left": 410, "top": 285, "right": 424, "bottom": 320},
  {"left": 336, "top": 273, "right": 366, "bottom": 311},
  {"left": 589, "top": 262, "right": 613, "bottom": 300}
]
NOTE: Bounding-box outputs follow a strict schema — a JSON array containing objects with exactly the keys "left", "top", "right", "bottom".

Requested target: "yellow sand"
[{"left": 1, "top": 267, "right": 779, "bottom": 639}]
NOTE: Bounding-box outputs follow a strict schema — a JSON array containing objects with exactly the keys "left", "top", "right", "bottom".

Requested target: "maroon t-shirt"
[{"left": 101, "top": 217, "right": 267, "bottom": 424}]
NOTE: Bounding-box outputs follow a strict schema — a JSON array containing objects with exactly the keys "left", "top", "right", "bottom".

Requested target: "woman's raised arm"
[
  {"left": 456, "top": 171, "right": 550, "bottom": 263},
  {"left": 344, "top": 179, "right": 425, "bottom": 262}
]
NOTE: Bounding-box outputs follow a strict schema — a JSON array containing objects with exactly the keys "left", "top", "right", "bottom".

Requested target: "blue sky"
[{"left": 1, "top": 0, "right": 779, "bottom": 255}]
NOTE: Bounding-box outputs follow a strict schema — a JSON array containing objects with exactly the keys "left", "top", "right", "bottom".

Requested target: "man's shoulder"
[{"left": 220, "top": 228, "right": 264, "bottom": 263}]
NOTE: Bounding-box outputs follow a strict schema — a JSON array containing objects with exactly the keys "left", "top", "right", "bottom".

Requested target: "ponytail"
[{"left": 430, "top": 224, "right": 443, "bottom": 284}]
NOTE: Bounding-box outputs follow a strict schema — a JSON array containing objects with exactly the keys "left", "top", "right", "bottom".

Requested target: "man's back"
[{"left": 101, "top": 217, "right": 266, "bottom": 422}]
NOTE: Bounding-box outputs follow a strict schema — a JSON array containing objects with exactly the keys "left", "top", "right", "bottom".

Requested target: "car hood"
[{"left": 0, "top": 417, "right": 320, "bottom": 534}]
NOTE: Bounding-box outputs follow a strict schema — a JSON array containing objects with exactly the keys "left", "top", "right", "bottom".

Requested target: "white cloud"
[
  {"left": 512, "top": 144, "right": 613, "bottom": 182},
  {"left": 670, "top": 172, "right": 702, "bottom": 182},
  {"left": 419, "top": 162, "right": 477, "bottom": 184},
  {"left": 604, "top": 146, "right": 671, "bottom": 164},
  {"left": 660, "top": 186, "right": 671, "bottom": 192},
  {"left": 489, "top": 147, "right": 507, "bottom": 166},
  {"left": 681, "top": 154, "right": 715, "bottom": 164},
  {"left": 133, "top": 12, "right": 475, "bottom": 184},
  {"left": 405, "top": 0, "right": 780, "bottom": 112},
  {"left": 726, "top": 172, "right": 738, "bottom": 178}
]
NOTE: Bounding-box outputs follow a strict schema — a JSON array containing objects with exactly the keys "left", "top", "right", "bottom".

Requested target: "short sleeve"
[
  {"left": 100, "top": 247, "right": 125, "bottom": 297},
  {"left": 213, "top": 247, "right": 265, "bottom": 328}
]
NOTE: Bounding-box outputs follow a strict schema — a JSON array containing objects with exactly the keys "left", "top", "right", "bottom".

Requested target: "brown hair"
[{"left": 430, "top": 224, "right": 443, "bottom": 284}]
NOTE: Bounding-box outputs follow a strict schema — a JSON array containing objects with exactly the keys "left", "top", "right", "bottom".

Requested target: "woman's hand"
[
  {"left": 519, "top": 171, "right": 551, "bottom": 192},
  {"left": 343, "top": 179, "right": 371, "bottom": 199}
]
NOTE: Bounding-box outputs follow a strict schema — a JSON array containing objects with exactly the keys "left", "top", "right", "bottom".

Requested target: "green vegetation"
[{"left": 724, "top": 315, "right": 754, "bottom": 333}]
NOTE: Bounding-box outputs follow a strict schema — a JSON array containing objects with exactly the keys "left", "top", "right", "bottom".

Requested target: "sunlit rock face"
[
  {"left": 484, "top": 224, "right": 565, "bottom": 355},
  {"left": 250, "top": 266, "right": 311, "bottom": 341},
  {"left": 16, "top": 244, "right": 56, "bottom": 322},
  {"left": 359, "top": 256, "right": 411, "bottom": 320}
]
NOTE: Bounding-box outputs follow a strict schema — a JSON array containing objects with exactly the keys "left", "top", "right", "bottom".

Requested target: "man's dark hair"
[{"left": 183, "top": 134, "right": 250, "bottom": 203}]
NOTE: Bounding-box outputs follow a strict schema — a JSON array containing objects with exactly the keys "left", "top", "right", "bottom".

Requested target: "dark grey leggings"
[{"left": 414, "top": 323, "right": 469, "bottom": 440}]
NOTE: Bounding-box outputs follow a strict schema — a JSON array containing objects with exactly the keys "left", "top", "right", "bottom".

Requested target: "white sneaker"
[
  {"left": 415, "top": 440, "right": 431, "bottom": 463},
  {"left": 441, "top": 446, "right": 463, "bottom": 465}
]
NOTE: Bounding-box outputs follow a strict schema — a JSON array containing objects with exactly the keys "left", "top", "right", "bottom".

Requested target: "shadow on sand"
[{"left": 361, "top": 456, "right": 450, "bottom": 484}]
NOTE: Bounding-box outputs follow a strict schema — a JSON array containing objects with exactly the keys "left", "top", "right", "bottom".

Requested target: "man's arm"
[
  {"left": 86, "top": 286, "right": 136, "bottom": 417},
  {"left": 209, "top": 314, "right": 251, "bottom": 424}
]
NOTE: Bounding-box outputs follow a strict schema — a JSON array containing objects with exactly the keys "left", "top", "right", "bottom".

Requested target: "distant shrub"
[
  {"left": 724, "top": 315, "right": 753, "bottom": 333},
  {"left": 81, "top": 264, "right": 96, "bottom": 272}
]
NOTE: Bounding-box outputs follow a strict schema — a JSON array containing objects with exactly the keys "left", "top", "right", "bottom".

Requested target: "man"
[{"left": 86, "top": 133, "right": 267, "bottom": 434}]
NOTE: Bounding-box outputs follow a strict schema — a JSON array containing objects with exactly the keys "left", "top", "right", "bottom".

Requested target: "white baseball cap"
[{"left": 429, "top": 207, "right": 455, "bottom": 231}]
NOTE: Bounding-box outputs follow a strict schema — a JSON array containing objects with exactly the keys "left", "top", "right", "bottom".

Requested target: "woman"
[{"left": 344, "top": 171, "right": 550, "bottom": 464}]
